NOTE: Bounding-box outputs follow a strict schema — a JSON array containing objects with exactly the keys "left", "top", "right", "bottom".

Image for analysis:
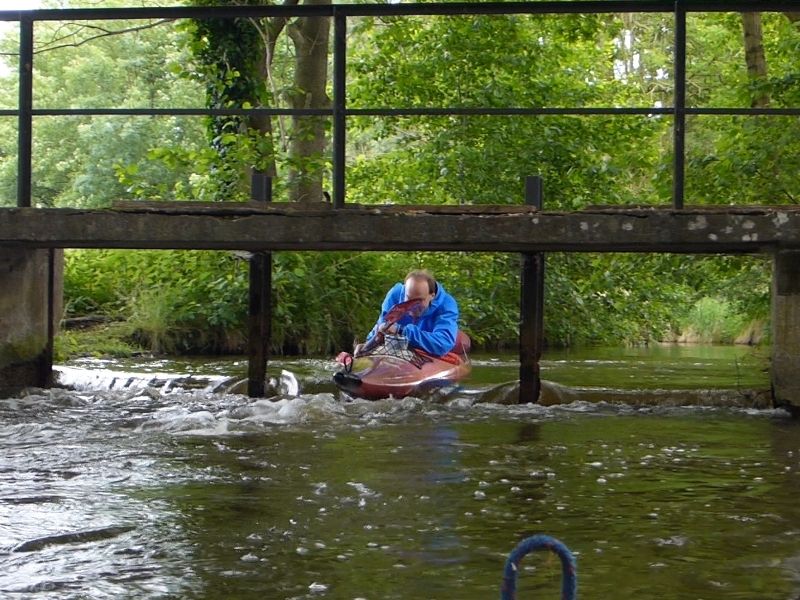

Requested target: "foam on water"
[{"left": 55, "top": 365, "right": 231, "bottom": 394}]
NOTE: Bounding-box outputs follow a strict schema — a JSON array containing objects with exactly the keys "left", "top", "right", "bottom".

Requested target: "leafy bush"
[{"left": 680, "top": 297, "right": 745, "bottom": 344}]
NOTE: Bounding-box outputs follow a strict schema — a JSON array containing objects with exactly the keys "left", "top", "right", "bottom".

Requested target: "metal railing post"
[
  {"left": 519, "top": 175, "right": 545, "bottom": 403},
  {"left": 17, "top": 17, "right": 33, "bottom": 208},
  {"left": 332, "top": 10, "right": 347, "bottom": 208},
  {"left": 247, "top": 172, "right": 273, "bottom": 398},
  {"left": 672, "top": 0, "right": 687, "bottom": 209}
]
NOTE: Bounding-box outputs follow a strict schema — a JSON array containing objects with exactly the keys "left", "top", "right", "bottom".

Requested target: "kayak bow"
[{"left": 334, "top": 332, "right": 471, "bottom": 400}]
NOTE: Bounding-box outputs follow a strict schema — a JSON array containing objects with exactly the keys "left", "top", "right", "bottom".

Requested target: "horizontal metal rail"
[
  {"left": 3, "top": 1, "right": 798, "bottom": 210},
  {"left": 1, "top": 1, "right": 799, "bottom": 21},
  {"left": 1, "top": 107, "right": 798, "bottom": 118}
]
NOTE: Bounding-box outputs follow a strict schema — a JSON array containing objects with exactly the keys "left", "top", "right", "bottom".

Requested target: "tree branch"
[
  {"left": 37, "top": 19, "right": 174, "bottom": 54},
  {"left": 267, "top": 0, "right": 300, "bottom": 64},
  {"left": 0, "top": 19, "right": 175, "bottom": 56}
]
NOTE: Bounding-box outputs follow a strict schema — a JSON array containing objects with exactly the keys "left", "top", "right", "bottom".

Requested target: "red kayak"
[{"left": 333, "top": 332, "right": 471, "bottom": 400}]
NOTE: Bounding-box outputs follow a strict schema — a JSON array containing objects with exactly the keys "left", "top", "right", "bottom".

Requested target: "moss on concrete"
[{"left": 0, "top": 334, "right": 48, "bottom": 369}]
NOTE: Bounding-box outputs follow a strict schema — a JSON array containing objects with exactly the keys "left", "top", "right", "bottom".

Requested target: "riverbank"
[{"left": 55, "top": 322, "right": 144, "bottom": 362}]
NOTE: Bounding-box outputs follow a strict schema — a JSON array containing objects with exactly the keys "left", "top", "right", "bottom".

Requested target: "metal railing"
[{"left": 2, "top": 1, "right": 799, "bottom": 210}]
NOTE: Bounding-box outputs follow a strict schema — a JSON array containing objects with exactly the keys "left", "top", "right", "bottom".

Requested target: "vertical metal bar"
[
  {"left": 672, "top": 0, "right": 686, "bottom": 209},
  {"left": 248, "top": 172, "right": 272, "bottom": 398},
  {"left": 17, "top": 17, "right": 33, "bottom": 208},
  {"left": 525, "top": 176, "right": 543, "bottom": 208},
  {"left": 519, "top": 175, "right": 545, "bottom": 404},
  {"left": 251, "top": 171, "right": 273, "bottom": 203},
  {"left": 332, "top": 11, "right": 347, "bottom": 208}
]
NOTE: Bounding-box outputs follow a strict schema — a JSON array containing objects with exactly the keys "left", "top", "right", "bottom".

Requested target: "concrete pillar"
[
  {"left": 0, "top": 248, "right": 62, "bottom": 396},
  {"left": 772, "top": 250, "right": 800, "bottom": 411}
]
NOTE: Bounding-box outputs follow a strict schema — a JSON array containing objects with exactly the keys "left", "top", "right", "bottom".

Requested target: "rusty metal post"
[
  {"left": 332, "top": 11, "right": 347, "bottom": 208},
  {"left": 672, "top": 1, "right": 687, "bottom": 209},
  {"left": 247, "top": 172, "right": 272, "bottom": 397},
  {"left": 18, "top": 17, "right": 33, "bottom": 208},
  {"left": 519, "top": 176, "right": 545, "bottom": 403}
]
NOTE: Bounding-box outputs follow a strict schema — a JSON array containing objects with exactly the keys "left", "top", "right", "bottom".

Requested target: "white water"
[{"left": 2, "top": 350, "right": 795, "bottom": 599}]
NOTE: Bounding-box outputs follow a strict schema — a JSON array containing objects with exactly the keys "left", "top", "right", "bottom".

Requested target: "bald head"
[{"left": 404, "top": 271, "right": 436, "bottom": 309}]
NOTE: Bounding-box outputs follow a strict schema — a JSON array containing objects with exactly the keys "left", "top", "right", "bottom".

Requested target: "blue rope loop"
[{"left": 500, "top": 534, "right": 577, "bottom": 600}]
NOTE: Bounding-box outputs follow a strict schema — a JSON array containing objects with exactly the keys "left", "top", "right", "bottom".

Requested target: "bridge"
[{"left": 1, "top": 2, "right": 799, "bottom": 410}]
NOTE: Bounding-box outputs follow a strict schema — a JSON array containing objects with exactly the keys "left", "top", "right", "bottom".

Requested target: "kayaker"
[{"left": 361, "top": 269, "right": 459, "bottom": 357}]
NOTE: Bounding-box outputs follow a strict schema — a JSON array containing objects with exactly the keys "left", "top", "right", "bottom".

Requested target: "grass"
[{"left": 54, "top": 322, "right": 144, "bottom": 362}]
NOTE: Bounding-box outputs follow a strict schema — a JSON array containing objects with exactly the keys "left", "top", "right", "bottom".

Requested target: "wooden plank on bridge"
[
  {"left": 111, "top": 200, "right": 542, "bottom": 215},
  {"left": 2, "top": 205, "right": 800, "bottom": 253}
]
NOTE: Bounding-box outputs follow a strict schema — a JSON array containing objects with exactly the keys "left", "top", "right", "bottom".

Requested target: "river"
[{"left": 2, "top": 345, "right": 799, "bottom": 599}]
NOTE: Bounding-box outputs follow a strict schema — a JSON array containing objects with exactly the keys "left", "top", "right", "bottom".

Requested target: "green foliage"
[
  {"left": 4, "top": 8, "right": 793, "bottom": 354},
  {"left": 64, "top": 250, "right": 124, "bottom": 315},
  {"left": 183, "top": 0, "right": 271, "bottom": 200},
  {"left": 680, "top": 297, "right": 745, "bottom": 344},
  {"left": 63, "top": 249, "right": 249, "bottom": 354},
  {"left": 271, "top": 252, "right": 397, "bottom": 354},
  {"left": 62, "top": 249, "right": 399, "bottom": 356},
  {"left": 686, "top": 115, "right": 800, "bottom": 205},
  {"left": 54, "top": 323, "right": 142, "bottom": 362},
  {"left": 681, "top": 14, "right": 800, "bottom": 205},
  {"left": 348, "top": 14, "right": 668, "bottom": 208},
  {"left": 0, "top": 13, "right": 206, "bottom": 207},
  {"left": 542, "top": 254, "right": 688, "bottom": 347}
]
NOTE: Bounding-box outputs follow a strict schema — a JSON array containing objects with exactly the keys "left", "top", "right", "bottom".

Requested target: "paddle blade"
[
  {"left": 357, "top": 298, "right": 425, "bottom": 357},
  {"left": 383, "top": 298, "right": 424, "bottom": 325}
]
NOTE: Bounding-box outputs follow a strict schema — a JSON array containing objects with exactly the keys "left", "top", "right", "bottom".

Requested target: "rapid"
[{"left": 1, "top": 346, "right": 798, "bottom": 599}]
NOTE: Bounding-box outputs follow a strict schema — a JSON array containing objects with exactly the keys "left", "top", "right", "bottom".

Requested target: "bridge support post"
[
  {"left": 772, "top": 250, "right": 800, "bottom": 411},
  {"left": 519, "top": 176, "right": 545, "bottom": 404},
  {"left": 247, "top": 173, "right": 273, "bottom": 398},
  {"left": 0, "top": 248, "right": 61, "bottom": 396}
]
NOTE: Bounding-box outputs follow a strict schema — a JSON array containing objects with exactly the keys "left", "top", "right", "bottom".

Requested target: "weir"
[{"left": 0, "top": 1, "right": 798, "bottom": 409}]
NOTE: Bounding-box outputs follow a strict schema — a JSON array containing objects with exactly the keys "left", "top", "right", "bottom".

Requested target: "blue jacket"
[{"left": 367, "top": 282, "right": 459, "bottom": 356}]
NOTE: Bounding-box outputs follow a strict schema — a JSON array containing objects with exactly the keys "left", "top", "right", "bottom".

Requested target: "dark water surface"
[{"left": 2, "top": 346, "right": 798, "bottom": 599}]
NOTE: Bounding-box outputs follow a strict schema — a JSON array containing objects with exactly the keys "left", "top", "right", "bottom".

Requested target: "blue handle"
[{"left": 501, "top": 534, "right": 577, "bottom": 600}]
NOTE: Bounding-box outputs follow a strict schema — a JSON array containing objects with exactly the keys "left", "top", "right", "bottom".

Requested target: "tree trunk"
[
  {"left": 248, "top": 4, "right": 299, "bottom": 181},
  {"left": 741, "top": 12, "right": 769, "bottom": 108},
  {"left": 247, "top": 21, "right": 281, "bottom": 180},
  {"left": 287, "top": 0, "right": 331, "bottom": 203}
]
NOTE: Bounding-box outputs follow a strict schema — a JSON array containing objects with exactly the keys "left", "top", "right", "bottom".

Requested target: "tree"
[
  {"left": 0, "top": 8, "right": 206, "bottom": 207},
  {"left": 285, "top": 0, "right": 330, "bottom": 203},
  {"left": 0, "top": 4, "right": 793, "bottom": 351},
  {"left": 682, "top": 12, "right": 800, "bottom": 205},
  {"left": 347, "top": 13, "right": 665, "bottom": 209},
  {"left": 186, "top": 0, "right": 330, "bottom": 203},
  {"left": 741, "top": 12, "right": 769, "bottom": 108}
]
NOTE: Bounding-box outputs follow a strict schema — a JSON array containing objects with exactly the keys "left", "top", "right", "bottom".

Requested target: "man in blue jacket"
[{"left": 363, "top": 270, "right": 458, "bottom": 357}]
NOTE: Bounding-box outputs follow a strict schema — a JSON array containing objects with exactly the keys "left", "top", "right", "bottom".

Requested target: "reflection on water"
[{"left": 2, "top": 346, "right": 796, "bottom": 599}]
